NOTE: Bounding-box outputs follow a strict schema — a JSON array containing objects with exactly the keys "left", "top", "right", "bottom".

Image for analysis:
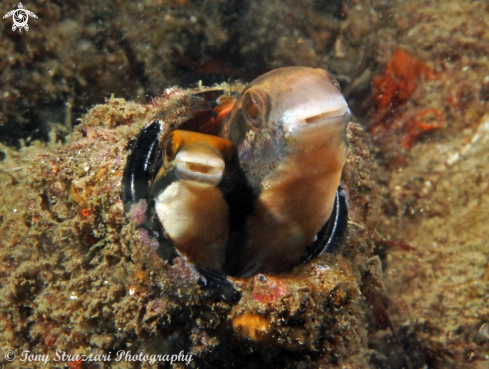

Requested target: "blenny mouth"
[
  {"left": 287, "top": 106, "right": 350, "bottom": 131},
  {"left": 304, "top": 107, "right": 351, "bottom": 125},
  {"left": 284, "top": 107, "right": 351, "bottom": 147},
  {"left": 174, "top": 143, "right": 225, "bottom": 186}
]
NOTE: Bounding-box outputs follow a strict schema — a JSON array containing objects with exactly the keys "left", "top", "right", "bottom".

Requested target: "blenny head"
[{"left": 221, "top": 66, "right": 350, "bottom": 191}]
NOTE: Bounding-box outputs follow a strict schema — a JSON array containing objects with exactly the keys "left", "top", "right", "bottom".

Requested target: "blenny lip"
[
  {"left": 285, "top": 107, "right": 351, "bottom": 147},
  {"left": 174, "top": 143, "right": 226, "bottom": 186}
]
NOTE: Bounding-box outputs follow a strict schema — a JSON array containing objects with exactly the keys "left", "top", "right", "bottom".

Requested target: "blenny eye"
[
  {"left": 331, "top": 78, "right": 341, "bottom": 91},
  {"left": 242, "top": 86, "right": 270, "bottom": 129},
  {"left": 245, "top": 98, "right": 259, "bottom": 119}
]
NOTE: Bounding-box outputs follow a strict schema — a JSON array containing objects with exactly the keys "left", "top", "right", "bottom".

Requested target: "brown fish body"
[
  {"left": 221, "top": 67, "right": 350, "bottom": 276},
  {"left": 152, "top": 130, "right": 235, "bottom": 271}
]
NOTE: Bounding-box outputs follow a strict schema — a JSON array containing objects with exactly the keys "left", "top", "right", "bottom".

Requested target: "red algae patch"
[{"left": 373, "top": 49, "right": 437, "bottom": 110}]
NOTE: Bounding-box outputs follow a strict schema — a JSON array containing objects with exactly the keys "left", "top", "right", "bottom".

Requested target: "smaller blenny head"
[
  {"left": 152, "top": 130, "right": 235, "bottom": 271},
  {"left": 221, "top": 67, "right": 351, "bottom": 276}
]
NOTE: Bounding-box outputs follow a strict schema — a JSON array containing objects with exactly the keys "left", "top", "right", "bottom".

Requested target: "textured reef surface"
[{"left": 366, "top": 1, "right": 489, "bottom": 368}]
